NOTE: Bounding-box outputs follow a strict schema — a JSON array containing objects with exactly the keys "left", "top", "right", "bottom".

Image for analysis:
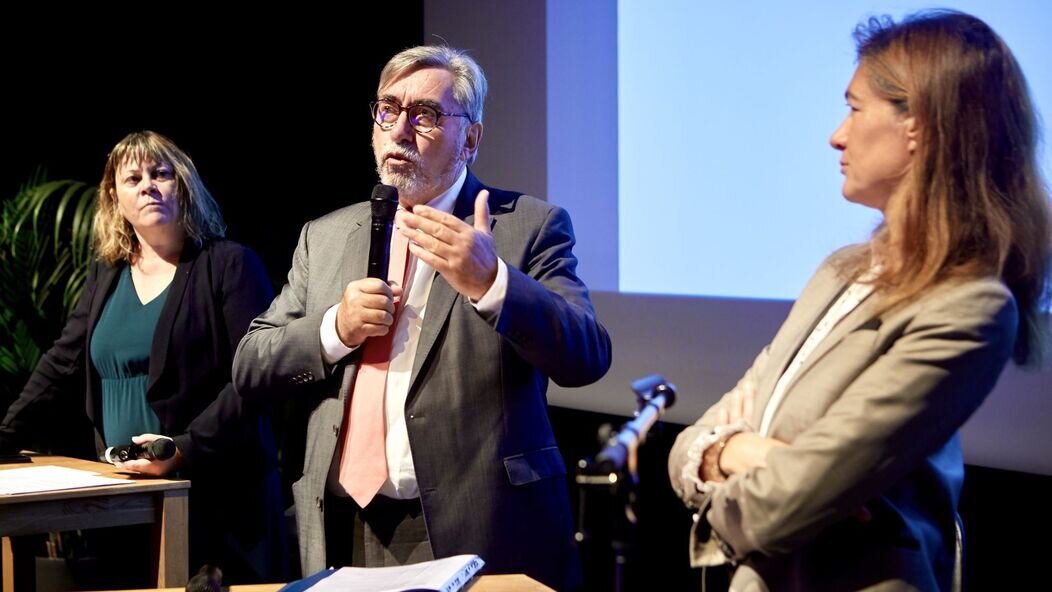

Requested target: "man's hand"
[
  {"left": 336, "top": 278, "right": 403, "bottom": 347},
  {"left": 115, "top": 434, "right": 183, "bottom": 477},
  {"left": 400, "top": 189, "right": 497, "bottom": 300}
]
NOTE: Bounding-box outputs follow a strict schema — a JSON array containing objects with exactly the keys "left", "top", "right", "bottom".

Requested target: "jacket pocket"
[{"left": 503, "top": 446, "right": 567, "bottom": 486}]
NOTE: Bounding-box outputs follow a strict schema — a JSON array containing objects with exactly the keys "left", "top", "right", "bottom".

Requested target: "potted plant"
[{"left": 0, "top": 176, "right": 96, "bottom": 435}]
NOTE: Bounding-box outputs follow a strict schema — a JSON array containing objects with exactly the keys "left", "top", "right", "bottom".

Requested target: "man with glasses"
[{"left": 234, "top": 46, "right": 611, "bottom": 590}]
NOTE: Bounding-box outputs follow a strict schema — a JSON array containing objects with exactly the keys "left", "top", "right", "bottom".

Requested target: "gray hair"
[{"left": 379, "top": 45, "right": 488, "bottom": 124}]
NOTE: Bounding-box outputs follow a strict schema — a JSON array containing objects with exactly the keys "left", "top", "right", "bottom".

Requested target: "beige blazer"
[{"left": 669, "top": 246, "right": 1018, "bottom": 591}]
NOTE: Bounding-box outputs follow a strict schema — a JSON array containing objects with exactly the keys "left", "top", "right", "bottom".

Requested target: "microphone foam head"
[
  {"left": 149, "top": 438, "right": 177, "bottom": 460},
  {"left": 370, "top": 184, "right": 399, "bottom": 218}
]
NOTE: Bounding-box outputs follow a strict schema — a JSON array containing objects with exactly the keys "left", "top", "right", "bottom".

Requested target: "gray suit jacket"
[
  {"left": 234, "top": 171, "right": 611, "bottom": 589},
  {"left": 669, "top": 246, "right": 1017, "bottom": 592}
]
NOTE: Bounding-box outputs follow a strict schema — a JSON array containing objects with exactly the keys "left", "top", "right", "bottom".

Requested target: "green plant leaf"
[{"left": 0, "top": 176, "right": 96, "bottom": 405}]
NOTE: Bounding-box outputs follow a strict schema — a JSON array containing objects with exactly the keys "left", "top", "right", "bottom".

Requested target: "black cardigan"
[{"left": 0, "top": 238, "right": 285, "bottom": 581}]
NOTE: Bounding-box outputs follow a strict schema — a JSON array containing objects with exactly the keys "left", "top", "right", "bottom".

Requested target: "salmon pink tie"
[{"left": 338, "top": 224, "right": 410, "bottom": 507}]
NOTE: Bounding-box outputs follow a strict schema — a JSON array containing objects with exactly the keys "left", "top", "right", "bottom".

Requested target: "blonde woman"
[{"left": 0, "top": 131, "right": 286, "bottom": 584}]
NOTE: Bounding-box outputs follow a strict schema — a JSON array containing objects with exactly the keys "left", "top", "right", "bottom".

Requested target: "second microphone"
[{"left": 102, "top": 437, "right": 177, "bottom": 465}]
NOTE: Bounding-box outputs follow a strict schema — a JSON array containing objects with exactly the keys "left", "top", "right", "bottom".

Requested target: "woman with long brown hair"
[{"left": 670, "top": 10, "right": 1049, "bottom": 590}]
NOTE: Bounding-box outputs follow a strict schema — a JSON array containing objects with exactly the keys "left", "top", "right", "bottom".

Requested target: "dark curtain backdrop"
[{"left": 1, "top": 8, "right": 423, "bottom": 289}]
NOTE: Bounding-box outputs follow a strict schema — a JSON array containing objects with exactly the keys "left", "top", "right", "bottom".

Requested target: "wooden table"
[{"left": 0, "top": 454, "right": 190, "bottom": 591}]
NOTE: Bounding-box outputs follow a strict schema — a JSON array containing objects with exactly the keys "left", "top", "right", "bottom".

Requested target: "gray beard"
[
  {"left": 378, "top": 165, "right": 432, "bottom": 202},
  {"left": 376, "top": 159, "right": 465, "bottom": 206}
]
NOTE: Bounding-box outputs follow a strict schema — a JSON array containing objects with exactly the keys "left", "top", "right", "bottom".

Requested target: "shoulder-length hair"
[
  {"left": 93, "top": 131, "right": 226, "bottom": 265},
  {"left": 845, "top": 10, "right": 1051, "bottom": 364}
]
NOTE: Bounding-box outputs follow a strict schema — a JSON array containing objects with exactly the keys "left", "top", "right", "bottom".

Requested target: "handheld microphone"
[
  {"left": 102, "top": 437, "right": 176, "bottom": 464},
  {"left": 593, "top": 375, "right": 677, "bottom": 473},
  {"left": 368, "top": 184, "right": 400, "bottom": 280}
]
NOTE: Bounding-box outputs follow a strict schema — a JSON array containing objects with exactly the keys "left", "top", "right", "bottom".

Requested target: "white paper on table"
[
  {"left": 0, "top": 465, "right": 131, "bottom": 495},
  {"left": 309, "top": 554, "right": 485, "bottom": 592}
]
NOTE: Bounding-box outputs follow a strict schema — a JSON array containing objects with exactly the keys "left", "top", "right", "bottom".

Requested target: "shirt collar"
[{"left": 414, "top": 167, "right": 467, "bottom": 216}]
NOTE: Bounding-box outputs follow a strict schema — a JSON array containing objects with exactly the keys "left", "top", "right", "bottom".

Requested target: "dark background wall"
[
  {"left": 2, "top": 6, "right": 1048, "bottom": 592},
  {"left": 1, "top": 10, "right": 422, "bottom": 289}
]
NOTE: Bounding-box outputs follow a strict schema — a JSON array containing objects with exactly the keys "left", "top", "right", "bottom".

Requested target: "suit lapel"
[
  {"left": 751, "top": 266, "right": 884, "bottom": 430},
  {"left": 751, "top": 264, "right": 850, "bottom": 425},
  {"left": 409, "top": 273, "right": 458, "bottom": 393},
  {"left": 87, "top": 264, "right": 120, "bottom": 331},
  {"left": 148, "top": 245, "right": 197, "bottom": 395},
  {"left": 407, "top": 171, "right": 492, "bottom": 395},
  {"left": 341, "top": 211, "right": 370, "bottom": 290},
  {"left": 783, "top": 287, "right": 881, "bottom": 393}
]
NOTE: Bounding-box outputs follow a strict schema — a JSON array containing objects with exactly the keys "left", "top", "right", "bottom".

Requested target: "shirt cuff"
[
  {"left": 470, "top": 258, "right": 508, "bottom": 316},
  {"left": 320, "top": 303, "right": 357, "bottom": 365},
  {"left": 689, "top": 514, "right": 733, "bottom": 567},
  {"left": 678, "top": 421, "right": 748, "bottom": 506}
]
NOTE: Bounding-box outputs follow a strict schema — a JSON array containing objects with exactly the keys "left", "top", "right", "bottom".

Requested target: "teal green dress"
[{"left": 90, "top": 267, "right": 168, "bottom": 447}]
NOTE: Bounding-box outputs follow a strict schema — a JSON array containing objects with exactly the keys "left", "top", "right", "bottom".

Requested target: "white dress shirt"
[{"left": 320, "top": 167, "right": 509, "bottom": 498}]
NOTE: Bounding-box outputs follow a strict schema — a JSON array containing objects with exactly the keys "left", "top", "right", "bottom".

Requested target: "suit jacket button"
[
  {"left": 316, "top": 497, "right": 324, "bottom": 510},
  {"left": 332, "top": 424, "right": 339, "bottom": 436}
]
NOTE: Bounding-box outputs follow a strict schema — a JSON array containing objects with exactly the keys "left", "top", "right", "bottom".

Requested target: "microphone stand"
[{"left": 575, "top": 375, "right": 676, "bottom": 592}]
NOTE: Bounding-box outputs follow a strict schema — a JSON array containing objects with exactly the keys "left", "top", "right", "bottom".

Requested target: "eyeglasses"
[{"left": 370, "top": 99, "right": 473, "bottom": 133}]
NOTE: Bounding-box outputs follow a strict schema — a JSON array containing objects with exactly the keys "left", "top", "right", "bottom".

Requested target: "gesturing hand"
[{"left": 400, "top": 189, "right": 497, "bottom": 300}]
